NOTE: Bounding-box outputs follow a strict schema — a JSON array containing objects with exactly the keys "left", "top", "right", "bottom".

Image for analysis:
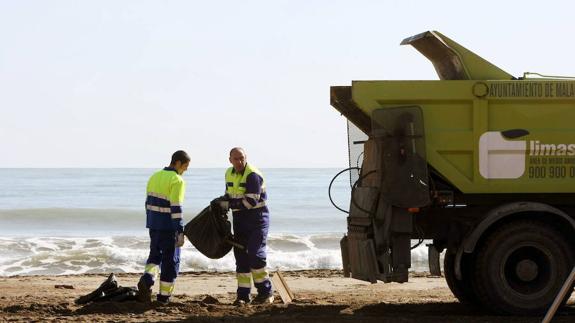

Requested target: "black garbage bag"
[
  {"left": 184, "top": 205, "right": 241, "bottom": 259},
  {"left": 75, "top": 273, "right": 138, "bottom": 304},
  {"left": 95, "top": 286, "right": 138, "bottom": 302}
]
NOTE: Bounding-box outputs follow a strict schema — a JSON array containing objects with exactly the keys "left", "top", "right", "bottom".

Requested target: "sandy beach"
[{"left": 0, "top": 270, "right": 573, "bottom": 322}]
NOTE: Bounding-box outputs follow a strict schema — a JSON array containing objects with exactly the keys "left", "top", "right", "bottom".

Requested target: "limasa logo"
[
  {"left": 479, "top": 129, "right": 529, "bottom": 179},
  {"left": 529, "top": 141, "right": 575, "bottom": 156}
]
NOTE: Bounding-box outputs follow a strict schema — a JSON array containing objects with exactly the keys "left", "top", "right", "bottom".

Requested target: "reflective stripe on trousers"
[
  {"left": 144, "top": 263, "right": 159, "bottom": 279},
  {"left": 237, "top": 272, "right": 252, "bottom": 288},
  {"left": 251, "top": 267, "right": 269, "bottom": 283},
  {"left": 159, "top": 280, "right": 175, "bottom": 296}
]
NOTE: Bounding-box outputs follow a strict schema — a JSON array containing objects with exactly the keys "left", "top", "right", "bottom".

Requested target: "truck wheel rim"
[{"left": 501, "top": 244, "right": 554, "bottom": 297}]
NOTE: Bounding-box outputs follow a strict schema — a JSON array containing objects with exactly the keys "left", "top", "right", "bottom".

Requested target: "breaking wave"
[{"left": 0, "top": 234, "right": 433, "bottom": 276}]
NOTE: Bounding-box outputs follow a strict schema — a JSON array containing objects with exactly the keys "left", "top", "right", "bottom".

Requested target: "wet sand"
[{"left": 0, "top": 270, "right": 573, "bottom": 322}]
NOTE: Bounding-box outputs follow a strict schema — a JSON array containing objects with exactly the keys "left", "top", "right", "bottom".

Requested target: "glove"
[
  {"left": 211, "top": 197, "right": 230, "bottom": 213},
  {"left": 218, "top": 200, "right": 229, "bottom": 211},
  {"left": 175, "top": 232, "right": 185, "bottom": 247}
]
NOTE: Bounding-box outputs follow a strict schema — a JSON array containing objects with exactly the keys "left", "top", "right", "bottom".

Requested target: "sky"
[{"left": 1, "top": 0, "right": 574, "bottom": 168}]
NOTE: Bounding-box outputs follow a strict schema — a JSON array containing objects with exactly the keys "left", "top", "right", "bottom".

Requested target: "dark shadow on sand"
[
  {"left": 67, "top": 299, "right": 575, "bottom": 323},
  {"left": 171, "top": 301, "right": 575, "bottom": 323}
]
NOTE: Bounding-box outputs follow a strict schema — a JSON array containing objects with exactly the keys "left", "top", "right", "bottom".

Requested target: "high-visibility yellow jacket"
[
  {"left": 146, "top": 167, "right": 186, "bottom": 232},
  {"left": 225, "top": 164, "right": 267, "bottom": 213}
]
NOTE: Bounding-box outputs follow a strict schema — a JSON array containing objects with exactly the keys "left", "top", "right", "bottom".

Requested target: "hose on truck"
[
  {"left": 328, "top": 167, "right": 425, "bottom": 250},
  {"left": 327, "top": 167, "right": 359, "bottom": 214},
  {"left": 328, "top": 167, "right": 376, "bottom": 215}
]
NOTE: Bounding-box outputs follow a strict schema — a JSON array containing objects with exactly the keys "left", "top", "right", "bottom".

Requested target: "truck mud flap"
[
  {"left": 346, "top": 234, "right": 378, "bottom": 283},
  {"left": 343, "top": 186, "right": 380, "bottom": 283},
  {"left": 344, "top": 224, "right": 380, "bottom": 283}
]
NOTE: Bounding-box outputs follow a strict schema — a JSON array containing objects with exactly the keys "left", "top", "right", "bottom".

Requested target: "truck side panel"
[{"left": 352, "top": 80, "right": 575, "bottom": 194}]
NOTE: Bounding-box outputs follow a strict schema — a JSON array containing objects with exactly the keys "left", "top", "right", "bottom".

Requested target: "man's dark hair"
[{"left": 171, "top": 150, "right": 190, "bottom": 165}]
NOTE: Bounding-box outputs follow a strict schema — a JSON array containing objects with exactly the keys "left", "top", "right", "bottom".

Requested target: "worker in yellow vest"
[
  {"left": 213, "top": 147, "right": 273, "bottom": 306},
  {"left": 138, "top": 150, "right": 190, "bottom": 304}
]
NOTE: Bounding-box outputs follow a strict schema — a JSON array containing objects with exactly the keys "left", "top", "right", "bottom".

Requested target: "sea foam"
[{"left": 0, "top": 234, "right": 434, "bottom": 276}]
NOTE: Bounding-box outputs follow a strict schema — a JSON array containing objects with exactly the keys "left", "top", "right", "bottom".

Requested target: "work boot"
[
  {"left": 251, "top": 293, "right": 274, "bottom": 305},
  {"left": 137, "top": 278, "right": 152, "bottom": 303},
  {"left": 232, "top": 297, "right": 250, "bottom": 307},
  {"left": 156, "top": 295, "right": 170, "bottom": 305}
]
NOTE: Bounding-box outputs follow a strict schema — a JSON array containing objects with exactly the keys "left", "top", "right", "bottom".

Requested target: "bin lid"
[{"left": 401, "top": 31, "right": 513, "bottom": 80}]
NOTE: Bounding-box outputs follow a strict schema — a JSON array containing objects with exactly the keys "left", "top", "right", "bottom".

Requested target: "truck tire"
[
  {"left": 444, "top": 251, "right": 478, "bottom": 305},
  {"left": 473, "top": 220, "right": 574, "bottom": 315}
]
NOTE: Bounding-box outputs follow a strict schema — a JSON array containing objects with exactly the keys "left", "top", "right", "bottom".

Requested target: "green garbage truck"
[{"left": 331, "top": 30, "right": 575, "bottom": 315}]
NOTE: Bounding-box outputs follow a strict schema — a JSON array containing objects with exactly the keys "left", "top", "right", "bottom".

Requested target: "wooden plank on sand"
[{"left": 271, "top": 271, "right": 294, "bottom": 304}]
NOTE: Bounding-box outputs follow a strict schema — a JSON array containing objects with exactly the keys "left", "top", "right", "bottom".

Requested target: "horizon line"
[{"left": 0, "top": 166, "right": 349, "bottom": 169}]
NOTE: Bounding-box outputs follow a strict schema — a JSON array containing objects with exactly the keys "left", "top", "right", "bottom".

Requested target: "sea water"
[{"left": 0, "top": 168, "right": 429, "bottom": 276}]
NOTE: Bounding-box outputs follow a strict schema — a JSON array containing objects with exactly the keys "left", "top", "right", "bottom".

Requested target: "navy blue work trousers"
[
  {"left": 233, "top": 209, "right": 272, "bottom": 298},
  {"left": 141, "top": 229, "right": 180, "bottom": 286}
]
